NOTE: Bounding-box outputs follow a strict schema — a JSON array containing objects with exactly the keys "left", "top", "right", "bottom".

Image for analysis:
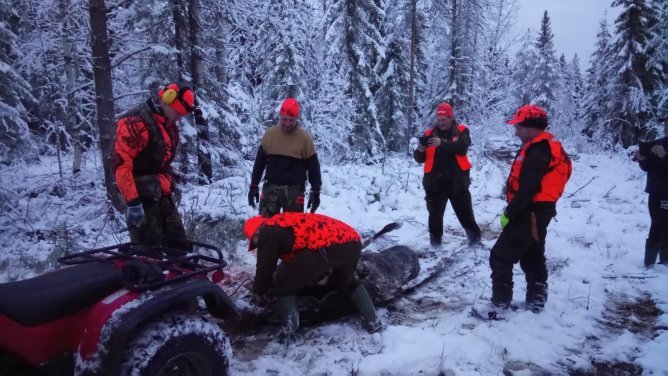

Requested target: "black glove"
[
  {"left": 307, "top": 190, "right": 320, "bottom": 213},
  {"left": 248, "top": 185, "right": 259, "bottom": 208},
  {"left": 126, "top": 201, "right": 145, "bottom": 227}
]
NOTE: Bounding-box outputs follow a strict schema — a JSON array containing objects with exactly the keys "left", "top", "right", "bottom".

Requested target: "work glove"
[
  {"left": 307, "top": 190, "right": 320, "bottom": 213},
  {"left": 248, "top": 185, "right": 259, "bottom": 208},
  {"left": 500, "top": 211, "right": 510, "bottom": 229},
  {"left": 126, "top": 201, "right": 145, "bottom": 227}
]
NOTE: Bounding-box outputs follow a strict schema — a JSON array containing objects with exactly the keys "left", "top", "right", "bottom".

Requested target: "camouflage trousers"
[
  {"left": 259, "top": 184, "right": 305, "bottom": 217},
  {"left": 272, "top": 241, "right": 362, "bottom": 297},
  {"left": 128, "top": 195, "right": 189, "bottom": 252}
]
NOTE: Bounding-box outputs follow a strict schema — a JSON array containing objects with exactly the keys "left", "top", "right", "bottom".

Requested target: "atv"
[{"left": 0, "top": 240, "right": 240, "bottom": 376}]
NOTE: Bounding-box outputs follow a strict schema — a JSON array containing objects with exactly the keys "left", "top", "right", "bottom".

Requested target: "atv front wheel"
[{"left": 121, "top": 313, "right": 230, "bottom": 376}]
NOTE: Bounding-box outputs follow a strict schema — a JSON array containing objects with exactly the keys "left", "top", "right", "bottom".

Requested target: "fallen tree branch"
[
  {"left": 602, "top": 274, "right": 658, "bottom": 280},
  {"left": 567, "top": 176, "right": 598, "bottom": 198},
  {"left": 603, "top": 185, "right": 616, "bottom": 199}
]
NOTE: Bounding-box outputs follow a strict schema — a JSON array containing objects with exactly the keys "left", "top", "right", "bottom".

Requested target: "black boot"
[
  {"left": 350, "top": 285, "right": 384, "bottom": 333},
  {"left": 430, "top": 234, "right": 442, "bottom": 246},
  {"left": 526, "top": 282, "right": 548, "bottom": 313},
  {"left": 491, "top": 282, "right": 513, "bottom": 308},
  {"left": 659, "top": 245, "right": 668, "bottom": 264},
  {"left": 644, "top": 239, "right": 661, "bottom": 267},
  {"left": 466, "top": 229, "right": 482, "bottom": 246}
]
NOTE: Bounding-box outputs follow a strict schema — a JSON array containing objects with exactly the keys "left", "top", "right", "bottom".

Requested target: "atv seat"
[{"left": 0, "top": 262, "right": 124, "bottom": 326}]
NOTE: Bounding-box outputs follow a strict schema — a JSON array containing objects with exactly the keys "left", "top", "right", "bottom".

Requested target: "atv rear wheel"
[{"left": 121, "top": 313, "right": 230, "bottom": 376}]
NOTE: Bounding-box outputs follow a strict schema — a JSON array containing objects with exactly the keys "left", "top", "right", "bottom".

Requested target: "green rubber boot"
[
  {"left": 277, "top": 296, "right": 299, "bottom": 342},
  {"left": 350, "top": 285, "right": 384, "bottom": 333}
]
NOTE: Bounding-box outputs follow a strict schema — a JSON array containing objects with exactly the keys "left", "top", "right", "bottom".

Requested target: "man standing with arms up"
[
  {"left": 248, "top": 98, "right": 322, "bottom": 217},
  {"left": 112, "top": 83, "right": 195, "bottom": 253},
  {"left": 414, "top": 102, "right": 481, "bottom": 246},
  {"left": 490, "top": 105, "right": 572, "bottom": 312}
]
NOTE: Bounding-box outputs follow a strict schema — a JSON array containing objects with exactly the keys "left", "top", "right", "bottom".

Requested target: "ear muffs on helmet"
[
  {"left": 161, "top": 86, "right": 179, "bottom": 105},
  {"left": 159, "top": 84, "right": 195, "bottom": 115}
]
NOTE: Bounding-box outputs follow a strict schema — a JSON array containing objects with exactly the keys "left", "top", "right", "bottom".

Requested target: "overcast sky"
[{"left": 513, "top": 0, "right": 621, "bottom": 66}]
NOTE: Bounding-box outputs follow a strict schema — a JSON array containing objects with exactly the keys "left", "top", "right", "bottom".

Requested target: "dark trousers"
[
  {"left": 648, "top": 194, "right": 668, "bottom": 244},
  {"left": 260, "top": 184, "right": 305, "bottom": 217},
  {"left": 272, "top": 241, "right": 361, "bottom": 297},
  {"left": 425, "top": 185, "right": 481, "bottom": 241},
  {"left": 489, "top": 207, "right": 554, "bottom": 307},
  {"left": 129, "top": 195, "right": 188, "bottom": 251}
]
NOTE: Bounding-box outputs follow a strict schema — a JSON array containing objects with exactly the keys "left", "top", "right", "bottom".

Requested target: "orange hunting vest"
[
  {"left": 506, "top": 132, "right": 572, "bottom": 203},
  {"left": 263, "top": 212, "right": 361, "bottom": 262},
  {"left": 423, "top": 124, "right": 472, "bottom": 173}
]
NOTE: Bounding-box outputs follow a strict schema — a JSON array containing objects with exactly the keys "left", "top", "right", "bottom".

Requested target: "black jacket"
[
  {"left": 638, "top": 137, "right": 668, "bottom": 195},
  {"left": 413, "top": 126, "right": 471, "bottom": 192}
]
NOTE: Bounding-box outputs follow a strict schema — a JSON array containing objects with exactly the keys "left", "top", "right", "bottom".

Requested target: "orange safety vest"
[
  {"left": 263, "top": 212, "right": 361, "bottom": 262},
  {"left": 506, "top": 132, "right": 572, "bottom": 203},
  {"left": 423, "top": 124, "right": 472, "bottom": 173}
]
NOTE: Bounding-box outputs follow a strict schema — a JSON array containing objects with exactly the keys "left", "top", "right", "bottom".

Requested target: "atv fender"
[{"left": 79, "top": 280, "right": 239, "bottom": 376}]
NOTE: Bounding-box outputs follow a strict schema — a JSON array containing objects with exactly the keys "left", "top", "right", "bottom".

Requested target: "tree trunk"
[
  {"left": 171, "top": 0, "right": 186, "bottom": 81},
  {"left": 214, "top": 10, "right": 228, "bottom": 92},
  {"left": 89, "top": 0, "right": 123, "bottom": 211},
  {"left": 172, "top": 0, "right": 190, "bottom": 178},
  {"left": 60, "top": 0, "right": 82, "bottom": 174},
  {"left": 407, "top": 0, "right": 417, "bottom": 139},
  {"left": 448, "top": 0, "right": 458, "bottom": 107},
  {"left": 286, "top": 84, "right": 298, "bottom": 98},
  {"left": 189, "top": 0, "right": 212, "bottom": 184}
]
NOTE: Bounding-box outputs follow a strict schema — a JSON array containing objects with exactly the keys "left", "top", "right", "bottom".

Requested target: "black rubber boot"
[
  {"left": 525, "top": 282, "right": 548, "bottom": 313},
  {"left": 466, "top": 229, "right": 482, "bottom": 246},
  {"left": 491, "top": 282, "right": 513, "bottom": 308},
  {"left": 429, "top": 234, "right": 442, "bottom": 246},
  {"left": 659, "top": 245, "right": 668, "bottom": 264},
  {"left": 350, "top": 285, "right": 383, "bottom": 333},
  {"left": 644, "top": 239, "right": 661, "bottom": 267}
]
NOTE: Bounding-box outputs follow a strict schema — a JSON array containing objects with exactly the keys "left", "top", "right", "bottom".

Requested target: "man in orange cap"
[
  {"left": 489, "top": 104, "right": 572, "bottom": 312},
  {"left": 244, "top": 213, "right": 383, "bottom": 340},
  {"left": 248, "top": 98, "right": 322, "bottom": 217},
  {"left": 111, "top": 83, "right": 197, "bottom": 252},
  {"left": 414, "top": 102, "right": 481, "bottom": 246}
]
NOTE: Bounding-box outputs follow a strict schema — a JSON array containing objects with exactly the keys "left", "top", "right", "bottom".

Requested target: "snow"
[{"left": 1, "top": 133, "right": 667, "bottom": 375}]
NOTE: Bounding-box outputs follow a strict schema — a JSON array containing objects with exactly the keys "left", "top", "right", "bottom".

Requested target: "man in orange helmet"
[
  {"left": 248, "top": 98, "right": 322, "bottom": 217},
  {"left": 112, "top": 83, "right": 196, "bottom": 252},
  {"left": 244, "top": 213, "right": 383, "bottom": 340},
  {"left": 414, "top": 102, "right": 481, "bottom": 247},
  {"left": 490, "top": 105, "right": 572, "bottom": 312}
]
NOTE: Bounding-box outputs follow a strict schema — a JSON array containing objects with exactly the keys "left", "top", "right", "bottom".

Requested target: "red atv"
[{"left": 0, "top": 240, "right": 239, "bottom": 376}]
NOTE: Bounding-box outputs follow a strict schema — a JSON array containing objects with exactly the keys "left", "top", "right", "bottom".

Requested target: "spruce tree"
[
  {"left": 531, "top": 11, "right": 559, "bottom": 113},
  {"left": 609, "top": 0, "right": 658, "bottom": 146},
  {"left": 0, "top": 0, "right": 38, "bottom": 161},
  {"left": 646, "top": 0, "right": 667, "bottom": 117},
  {"left": 582, "top": 15, "right": 614, "bottom": 142}
]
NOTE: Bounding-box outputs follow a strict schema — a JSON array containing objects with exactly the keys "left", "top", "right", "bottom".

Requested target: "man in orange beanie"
[
  {"left": 111, "top": 83, "right": 197, "bottom": 253},
  {"left": 414, "top": 102, "right": 481, "bottom": 247},
  {"left": 244, "top": 213, "right": 383, "bottom": 340},
  {"left": 248, "top": 98, "right": 322, "bottom": 217}
]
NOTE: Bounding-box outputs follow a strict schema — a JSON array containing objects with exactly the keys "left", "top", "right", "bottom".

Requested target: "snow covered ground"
[{"left": 1, "top": 134, "right": 667, "bottom": 375}]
